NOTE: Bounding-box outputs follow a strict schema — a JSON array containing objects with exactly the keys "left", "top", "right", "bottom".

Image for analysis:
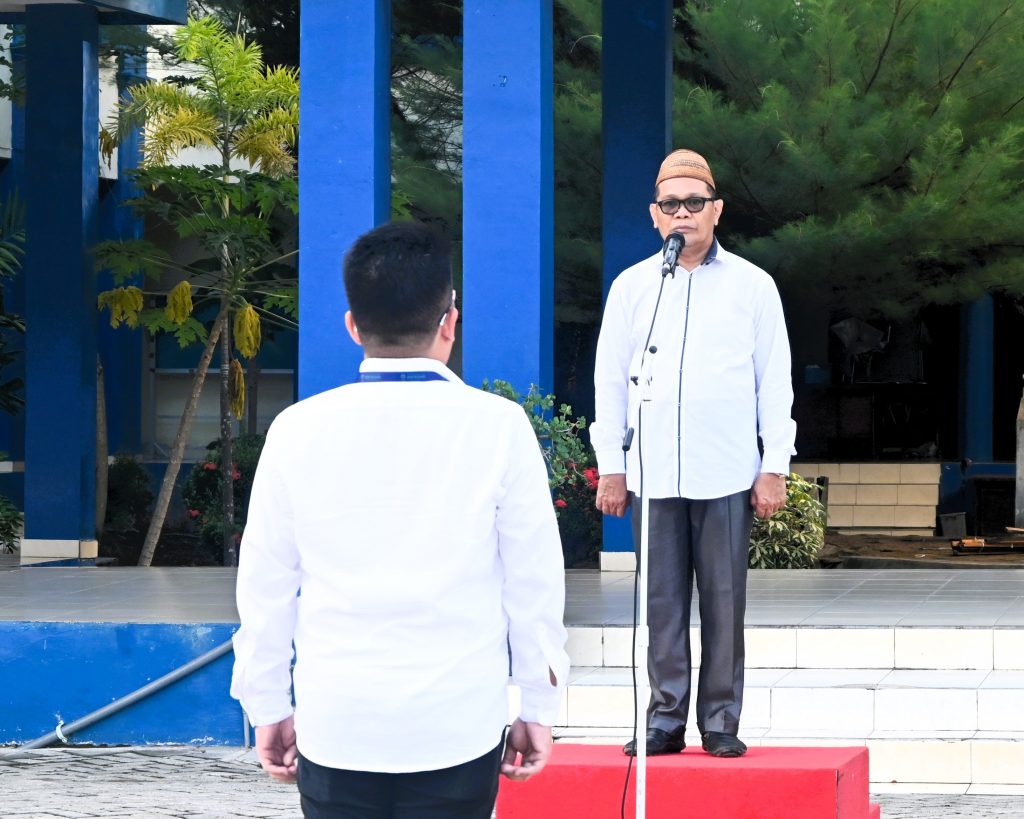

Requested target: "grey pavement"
[
  {"left": 1, "top": 747, "right": 1024, "bottom": 818},
  {"left": 4, "top": 566, "right": 1024, "bottom": 627}
]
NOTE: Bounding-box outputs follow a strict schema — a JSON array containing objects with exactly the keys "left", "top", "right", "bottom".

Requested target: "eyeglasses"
[
  {"left": 654, "top": 196, "right": 717, "bottom": 215},
  {"left": 438, "top": 289, "right": 457, "bottom": 326}
]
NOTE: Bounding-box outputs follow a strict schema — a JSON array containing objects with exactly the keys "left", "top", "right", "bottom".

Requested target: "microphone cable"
[{"left": 620, "top": 258, "right": 674, "bottom": 819}]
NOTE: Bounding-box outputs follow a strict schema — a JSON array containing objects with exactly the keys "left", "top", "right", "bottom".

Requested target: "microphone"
[{"left": 661, "top": 232, "right": 685, "bottom": 278}]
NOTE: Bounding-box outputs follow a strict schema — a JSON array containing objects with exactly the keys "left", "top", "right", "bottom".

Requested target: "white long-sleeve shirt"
[
  {"left": 591, "top": 242, "right": 796, "bottom": 499},
  {"left": 231, "top": 356, "right": 569, "bottom": 773}
]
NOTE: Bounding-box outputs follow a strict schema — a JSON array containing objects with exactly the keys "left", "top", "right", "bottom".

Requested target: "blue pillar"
[
  {"left": 298, "top": 0, "right": 390, "bottom": 399},
  {"left": 962, "top": 295, "right": 994, "bottom": 462},
  {"left": 462, "top": 1, "right": 554, "bottom": 392},
  {"left": 0, "top": 28, "right": 26, "bottom": 485},
  {"left": 98, "top": 52, "right": 145, "bottom": 454},
  {"left": 601, "top": 0, "right": 672, "bottom": 298},
  {"left": 22, "top": 5, "right": 100, "bottom": 562},
  {"left": 600, "top": 0, "right": 672, "bottom": 554}
]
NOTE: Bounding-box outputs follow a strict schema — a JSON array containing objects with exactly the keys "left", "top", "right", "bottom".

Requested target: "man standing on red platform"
[
  {"left": 591, "top": 149, "right": 796, "bottom": 759},
  {"left": 231, "top": 222, "right": 569, "bottom": 817}
]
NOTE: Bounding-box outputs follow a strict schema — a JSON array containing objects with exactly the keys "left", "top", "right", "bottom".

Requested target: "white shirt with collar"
[
  {"left": 231, "top": 357, "right": 569, "bottom": 773},
  {"left": 591, "top": 241, "right": 797, "bottom": 500}
]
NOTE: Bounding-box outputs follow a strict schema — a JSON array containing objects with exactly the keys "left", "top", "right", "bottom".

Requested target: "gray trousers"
[{"left": 630, "top": 490, "right": 754, "bottom": 736}]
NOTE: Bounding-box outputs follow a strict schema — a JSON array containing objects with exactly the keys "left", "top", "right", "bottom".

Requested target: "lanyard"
[{"left": 357, "top": 371, "right": 448, "bottom": 383}]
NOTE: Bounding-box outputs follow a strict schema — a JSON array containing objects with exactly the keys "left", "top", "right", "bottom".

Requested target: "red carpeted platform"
[{"left": 497, "top": 744, "right": 880, "bottom": 819}]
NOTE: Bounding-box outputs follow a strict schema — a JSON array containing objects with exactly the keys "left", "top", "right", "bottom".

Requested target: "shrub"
[
  {"left": 0, "top": 493, "right": 21, "bottom": 553},
  {"left": 104, "top": 455, "right": 154, "bottom": 535},
  {"left": 481, "top": 379, "right": 601, "bottom": 565},
  {"left": 98, "top": 455, "right": 155, "bottom": 564},
  {"left": 182, "top": 433, "right": 265, "bottom": 563},
  {"left": 748, "top": 473, "right": 826, "bottom": 569}
]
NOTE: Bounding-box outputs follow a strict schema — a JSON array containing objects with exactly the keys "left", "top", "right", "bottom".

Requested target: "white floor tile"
[
  {"left": 746, "top": 627, "right": 797, "bottom": 668},
  {"left": 980, "top": 670, "right": 1024, "bottom": 688},
  {"left": 566, "top": 685, "right": 634, "bottom": 728},
  {"left": 972, "top": 739, "right": 1024, "bottom": 784},
  {"left": 773, "top": 668, "right": 889, "bottom": 687},
  {"left": 771, "top": 687, "right": 874, "bottom": 732},
  {"left": 875, "top": 688, "right": 977, "bottom": 731},
  {"left": 867, "top": 739, "right": 972, "bottom": 783},
  {"left": 880, "top": 670, "right": 990, "bottom": 688},
  {"left": 895, "top": 628, "right": 993, "bottom": 670},
  {"left": 797, "top": 627, "right": 894, "bottom": 669},
  {"left": 967, "top": 784, "right": 1024, "bottom": 795},
  {"left": 566, "top": 627, "right": 602, "bottom": 666},
  {"left": 978, "top": 689, "right": 1024, "bottom": 732},
  {"left": 994, "top": 630, "right": 1024, "bottom": 670},
  {"left": 870, "top": 782, "right": 969, "bottom": 794}
]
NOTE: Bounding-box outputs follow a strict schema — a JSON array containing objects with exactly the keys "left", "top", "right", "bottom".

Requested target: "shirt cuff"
[
  {"left": 760, "top": 452, "right": 791, "bottom": 476},
  {"left": 518, "top": 686, "right": 563, "bottom": 727},
  {"left": 594, "top": 447, "right": 626, "bottom": 477}
]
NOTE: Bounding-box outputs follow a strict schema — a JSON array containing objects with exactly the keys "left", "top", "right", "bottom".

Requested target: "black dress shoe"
[
  {"left": 701, "top": 731, "right": 747, "bottom": 758},
  {"left": 622, "top": 726, "right": 687, "bottom": 756}
]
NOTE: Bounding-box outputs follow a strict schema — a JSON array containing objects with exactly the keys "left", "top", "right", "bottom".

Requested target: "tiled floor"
[
  {"left": 1, "top": 565, "right": 1023, "bottom": 626},
  {"left": 0, "top": 567, "right": 240, "bottom": 622},
  {"left": 565, "top": 568, "right": 1024, "bottom": 627}
]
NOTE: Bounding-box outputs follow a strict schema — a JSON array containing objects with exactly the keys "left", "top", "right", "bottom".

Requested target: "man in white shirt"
[
  {"left": 591, "top": 149, "right": 796, "bottom": 759},
  {"left": 231, "top": 221, "right": 569, "bottom": 818}
]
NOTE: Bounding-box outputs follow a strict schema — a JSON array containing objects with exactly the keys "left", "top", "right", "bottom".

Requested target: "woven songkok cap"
[{"left": 656, "top": 149, "right": 715, "bottom": 190}]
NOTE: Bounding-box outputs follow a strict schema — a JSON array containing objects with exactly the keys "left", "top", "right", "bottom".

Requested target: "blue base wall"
[{"left": 1, "top": 622, "right": 242, "bottom": 745}]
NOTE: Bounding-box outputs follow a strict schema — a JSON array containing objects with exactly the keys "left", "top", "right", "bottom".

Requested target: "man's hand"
[
  {"left": 751, "top": 473, "right": 787, "bottom": 519},
  {"left": 596, "top": 473, "right": 628, "bottom": 517},
  {"left": 255, "top": 715, "right": 298, "bottom": 783},
  {"left": 501, "top": 718, "right": 552, "bottom": 781}
]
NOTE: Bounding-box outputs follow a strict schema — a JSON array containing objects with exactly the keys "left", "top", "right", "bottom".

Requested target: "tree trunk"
[
  {"left": 1016, "top": 381, "right": 1024, "bottom": 528},
  {"left": 220, "top": 314, "right": 237, "bottom": 567},
  {"left": 137, "top": 296, "right": 230, "bottom": 567},
  {"left": 95, "top": 356, "right": 108, "bottom": 538},
  {"left": 246, "top": 358, "right": 260, "bottom": 435}
]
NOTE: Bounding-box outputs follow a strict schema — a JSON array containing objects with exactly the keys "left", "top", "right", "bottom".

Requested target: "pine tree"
[{"left": 675, "top": 0, "right": 1024, "bottom": 319}]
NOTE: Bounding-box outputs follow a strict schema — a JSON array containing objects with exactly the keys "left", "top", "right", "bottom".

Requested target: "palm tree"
[{"left": 99, "top": 16, "right": 298, "bottom": 566}]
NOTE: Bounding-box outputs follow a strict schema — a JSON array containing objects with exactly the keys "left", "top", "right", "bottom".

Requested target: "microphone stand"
[
  {"left": 625, "top": 242, "right": 677, "bottom": 819},
  {"left": 635, "top": 365, "right": 654, "bottom": 819}
]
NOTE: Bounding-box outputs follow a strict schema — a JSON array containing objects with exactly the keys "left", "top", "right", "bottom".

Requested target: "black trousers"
[
  {"left": 631, "top": 490, "right": 754, "bottom": 736},
  {"left": 296, "top": 737, "right": 504, "bottom": 819}
]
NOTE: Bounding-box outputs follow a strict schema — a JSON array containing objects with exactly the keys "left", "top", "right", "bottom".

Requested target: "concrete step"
[
  {"left": 566, "top": 625, "right": 1024, "bottom": 671},
  {"left": 508, "top": 666, "right": 1024, "bottom": 786}
]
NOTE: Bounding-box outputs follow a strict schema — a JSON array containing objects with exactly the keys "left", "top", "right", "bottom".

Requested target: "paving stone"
[{"left": 3, "top": 747, "right": 1024, "bottom": 818}]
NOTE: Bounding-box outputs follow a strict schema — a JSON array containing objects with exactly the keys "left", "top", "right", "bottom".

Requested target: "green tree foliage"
[
  {"left": 675, "top": 0, "right": 1024, "bottom": 318},
  {"left": 98, "top": 16, "right": 298, "bottom": 567}
]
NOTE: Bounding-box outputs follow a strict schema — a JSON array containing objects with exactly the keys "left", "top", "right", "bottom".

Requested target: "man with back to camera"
[
  {"left": 230, "top": 221, "right": 570, "bottom": 818},
  {"left": 591, "top": 149, "right": 796, "bottom": 759}
]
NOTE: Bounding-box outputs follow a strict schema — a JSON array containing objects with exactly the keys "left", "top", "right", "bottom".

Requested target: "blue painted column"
[
  {"left": 98, "top": 52, "right": 145, "bottom": 454},
  {"left": 462, "top": 1, "right": 554, "bottom": 391},
  {"left": 600, "top": 0, "right": 672, "bottom": 554},
  {"left": 961, "top": 295, "right": 994, "bottom": 462},
  {"left": 22, "top": 5, "right": 100, "bottom": 563},
  {"left": 298, "top": 0, "right": 390, "bottom": 399},
  {"left": 0, "top": 28, "right": 26, "bottom": 490}
]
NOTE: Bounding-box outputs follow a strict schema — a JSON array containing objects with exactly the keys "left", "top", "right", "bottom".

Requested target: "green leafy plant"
[
  {"left": 181, "top": 433, "right": 265, "bottom": 563},
  {"left": 0, "top": 493, "right": 22, "bottom": 553},
  {"left": 748, "top": 474, "right": 826, "bottom": 569},
  {"left": 481, "top": 380, "right": 601, "bottom": 566},
  {"left": 481, "top": 380, "right": 590, "bottom": 492},
  {"left": 104, "top": 455, "right": 154, "bottom": 535}
]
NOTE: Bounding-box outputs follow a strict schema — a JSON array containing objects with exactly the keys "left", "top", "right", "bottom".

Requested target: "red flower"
[
  {"left": 554, "top": 498, "right": 568, "bottom": 508},
  {"left": 231, "top": 469, "right": 242, "bottom": 481},
  {"left": 187, "top": 509, "right": 200, "bottom": 519},
  {"left": 583, "top": 467, "right": 600, "bottom": 490},
  {"left": 203, "top": 462, "right": 217, "bottom": 471}
]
